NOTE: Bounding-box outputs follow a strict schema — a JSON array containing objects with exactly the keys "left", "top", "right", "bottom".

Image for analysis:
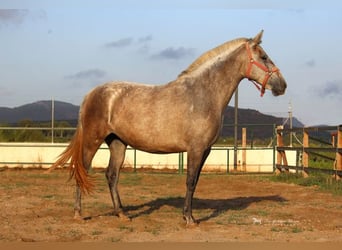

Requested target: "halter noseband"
[{"left": 245, "top": 42, "right": 279, "bottom": 97}]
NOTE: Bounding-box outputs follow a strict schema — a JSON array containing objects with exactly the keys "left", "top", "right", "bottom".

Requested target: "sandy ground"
[{"left": 0, "top": 168, "right": 342, "bottom": 242}]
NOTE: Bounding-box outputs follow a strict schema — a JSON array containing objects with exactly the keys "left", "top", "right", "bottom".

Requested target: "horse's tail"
[{"left": 51, "top": 124, "right": 94, "bottom": 194}]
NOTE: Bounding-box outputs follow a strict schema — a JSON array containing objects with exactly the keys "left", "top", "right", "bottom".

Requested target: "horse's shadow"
[{"left": 90, "top": 195, "right": 287, "bottom": 223}]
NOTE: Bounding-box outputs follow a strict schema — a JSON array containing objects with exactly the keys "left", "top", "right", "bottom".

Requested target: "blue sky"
[{"left": 0, "top": 0, "right": 341, "bottom": 126}]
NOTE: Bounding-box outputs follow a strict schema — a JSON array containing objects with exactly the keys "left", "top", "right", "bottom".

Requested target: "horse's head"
[{"left": 243, "top": 30, "right": 287, "bottom": 97}]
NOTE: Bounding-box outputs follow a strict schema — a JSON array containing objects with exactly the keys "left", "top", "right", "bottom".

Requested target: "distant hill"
[
  {"left": 0, "top": 100, "right": 304, "bottom": 139},
  {"left": 0, "top": 100, "right": 79, "bottom": 124},
  {"left": 221, "top": 106, "right": 304, "bottom": 139}
]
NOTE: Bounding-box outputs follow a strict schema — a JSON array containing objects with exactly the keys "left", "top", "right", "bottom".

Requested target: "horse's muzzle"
[{"left": 270, "top": 75, "right": 287, "bottom": 96}]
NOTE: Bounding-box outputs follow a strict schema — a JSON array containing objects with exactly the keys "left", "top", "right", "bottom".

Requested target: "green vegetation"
[
  {"left": 0, "top": 119, "right": 75, "bottom": 142},
  {"left": 1, "top": 121, "right": 278, "bottom": 146},
  {"left": 267, "top": 172, "right": 342, "bottom": 195}
]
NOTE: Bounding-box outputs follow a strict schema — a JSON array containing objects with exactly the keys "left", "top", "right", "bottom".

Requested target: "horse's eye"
[{"left": 261, "top": 55, "right": 268, "bottom": 61}]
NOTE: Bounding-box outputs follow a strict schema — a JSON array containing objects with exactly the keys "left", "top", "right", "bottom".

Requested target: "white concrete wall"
[{"left": 0, "top": 143, "right": 297, "bottom": 172}]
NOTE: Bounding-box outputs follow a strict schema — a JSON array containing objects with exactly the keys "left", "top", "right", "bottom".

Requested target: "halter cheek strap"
[{"left": 245, "top": 42, "right": 280, "bottom": 97}]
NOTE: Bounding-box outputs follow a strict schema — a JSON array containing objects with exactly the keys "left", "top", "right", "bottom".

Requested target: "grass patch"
[
  {"left": 291, "top": 226, "right": 303, "bottom": 233},
  {"left": 91, "top": 230, "right": 103, "bottom": 236},
  {"left": 118, "top": 224, "right": 134, "bottom": 232},
  {"left": 41, "top": 194, "right": 55, "bottom": 199},
  {"left": 144, "top": 224, "right": 162, "bottom": 236},
  {"left": 25, "top": 172, "right": 61, "bottom": 179},
  {"left": 267, "top": 172, "right": 342, "bottom": 195},
  {"left": 96, "top": 172, "right": 143, "bottom": 187},
  {"left": 270, "top": 226, "right": 282, "bottom": 232},
  {"left": 119, "top": 173, "right": 143, "bottom": 186},
  {"left": 86, "top": 201, "right": 110, "bottom": 211},
  {"left": 270, "top": 225, "right": 305, "bottom": 234},
  {"left": 225, "top": 211, "right": 250, "bottom": 225},
  {"left": 255, "top": 209, "right": 269, "bottom": 217},
  {"left": 65, "top": 229, "right": 83, "bottom": 240},
  {"left": 109, "top": 236, "right": 121, "bottom": 242}
]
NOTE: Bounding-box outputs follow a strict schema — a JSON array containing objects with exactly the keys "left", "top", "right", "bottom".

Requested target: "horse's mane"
[{"left": 178, "top": 38, "right": 248, "bottom": 78}]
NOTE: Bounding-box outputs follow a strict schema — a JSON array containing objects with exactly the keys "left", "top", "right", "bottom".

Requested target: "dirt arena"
[{"left": 1, "top": 168, "right": 342, "bottom": 242}]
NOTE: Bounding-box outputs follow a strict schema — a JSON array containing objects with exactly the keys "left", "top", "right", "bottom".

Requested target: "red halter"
[{"left": 245, "top": 42, "right": 280, "bottom": 97}]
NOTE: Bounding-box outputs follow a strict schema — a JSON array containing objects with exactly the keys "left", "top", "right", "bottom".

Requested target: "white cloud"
[
  {"left": 150, "top": 47, "right": 195, "bottom": 60},
  {"left": 65, "top": 69, "right": 107, "bottom": 80}
]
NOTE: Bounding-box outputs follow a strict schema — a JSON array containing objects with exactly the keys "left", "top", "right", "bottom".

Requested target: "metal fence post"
[
  {"left": 273, "top": 124, "right": 276, "bottom": 173},
  {"left": 242, "top": 127, "right": 247, "bottom": 172},
  {"left": 226, "top": 148, "right": 230, "bottom": 174},
  {"left": 133, "top": 149, "right": 137, "bottom": 173},
  {"left": 178, "top": 152, "right": 184, "bottom": 174}
]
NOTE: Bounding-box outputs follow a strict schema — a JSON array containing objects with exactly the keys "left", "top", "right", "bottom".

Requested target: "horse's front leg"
[
  {"left": 183, "top": 148, "right": 211, "bottom": 225},
  {"left": 183, "top": 175, "right": 197, "bottom": 225}
]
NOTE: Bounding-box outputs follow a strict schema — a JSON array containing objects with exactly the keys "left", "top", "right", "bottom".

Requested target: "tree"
[{"left": 14, "top": 120, "right": 46, "bottom": 142}]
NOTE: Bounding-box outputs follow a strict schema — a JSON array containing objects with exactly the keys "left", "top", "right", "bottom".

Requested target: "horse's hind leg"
[
  {"left": 74, "top": 137, "right": 103, "bottom": 219},
  {"left": 74, "top": 184, "right": 82, "bottom": 219},
  {"left": 105, "top": 136, "right": 128, "bottom": 220}
]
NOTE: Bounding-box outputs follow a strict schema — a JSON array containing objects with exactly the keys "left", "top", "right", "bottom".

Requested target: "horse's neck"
[{"left": 192, "top": 49, "right": 245, "bottom": 112}]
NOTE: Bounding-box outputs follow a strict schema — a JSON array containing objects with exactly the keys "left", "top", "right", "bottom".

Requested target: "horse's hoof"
[
  {"left": 118, "top": 212, "right": 131, "bottom": 222},
  {"left": 73, "top": 215, "right": 82, "bottom": 220},
  {"left": 73, "top": 211, "right": 82, "bottom": 220},
  {"left": 183, "top": 215, "right": 199, "bottom": 227},
  {"left": 185, "top": 220, "right": 199, "bottom": 227}
]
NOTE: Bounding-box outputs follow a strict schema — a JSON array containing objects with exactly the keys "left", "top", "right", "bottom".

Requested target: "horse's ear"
[{"left": 252, "top": 30, "right": 264, "bottom": 45}]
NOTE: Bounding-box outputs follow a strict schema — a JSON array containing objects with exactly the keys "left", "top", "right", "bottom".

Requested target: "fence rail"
[
  {"left": 5, "top": 124, "right": 341, "bottom": 176},
  {"left": 276, "top": 125, "right": 342, "bottom": 178},
  {"left": 0, "top": 142, "right": 277, "bottom": 174},
  {"left": 0, "top": 124, "right": 282, "bottom": 173}
]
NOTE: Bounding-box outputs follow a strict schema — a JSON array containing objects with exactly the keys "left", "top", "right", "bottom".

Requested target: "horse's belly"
[{"left": 124, "top": 134, "right": 187, "bottom": 153}]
